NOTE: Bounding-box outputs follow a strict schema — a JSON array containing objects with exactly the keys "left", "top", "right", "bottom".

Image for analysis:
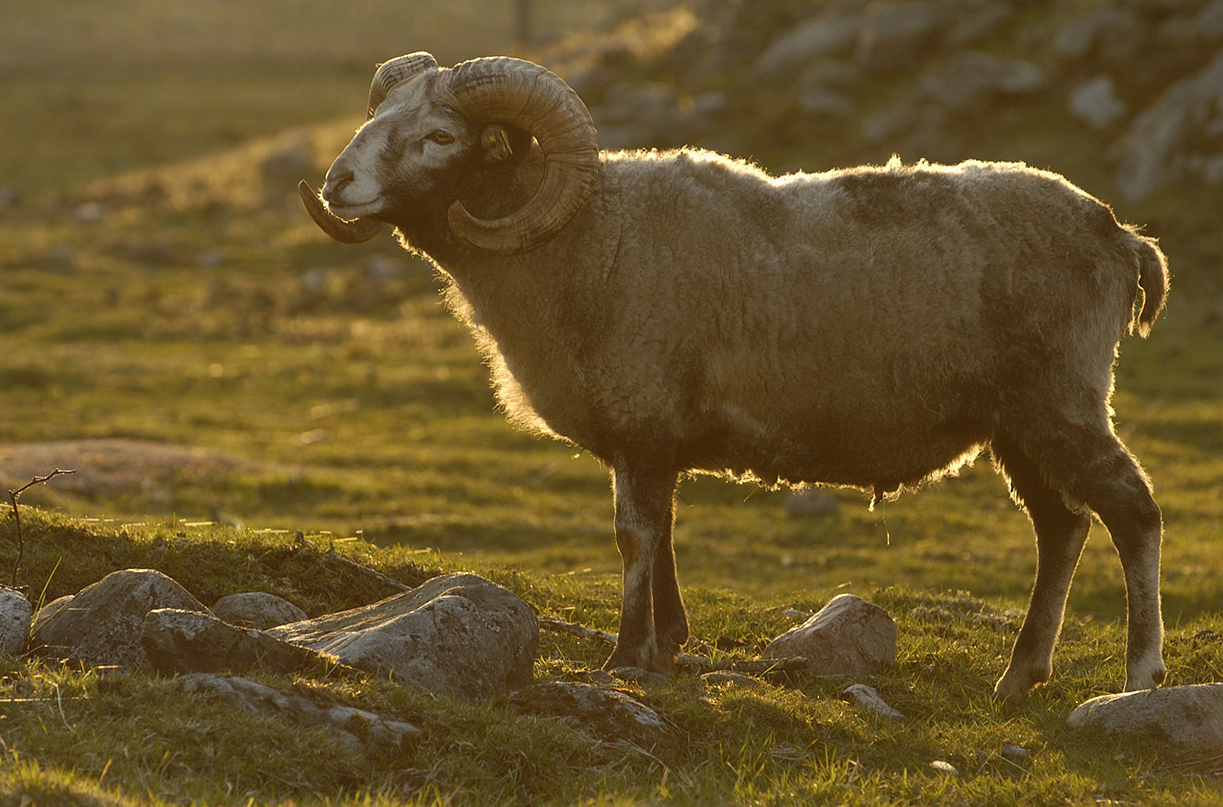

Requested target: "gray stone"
[
  {"left": 764, "top": 593, "right": 896, "bottom": 676},
  {"left": 508, "top": 681, "right": 675, "bottom": 754},
  {"left": 1158, "top": 1, "right": 1223, "bottom": 47},
  {"left": 945, "top": 1, "right": 1013, "bottom": 49},
  {"left": 1068, "top": 683, "right": 1223, "bottom": 756},
  {"left": 211, "top": 591, "right": 308, "bottom": 630},
  {"left": 1054, "top": 6, "right": 1145, "bottom": 64},
  {"left": 141, "top": 608, "right": 341, "bottom": 677},
  {"left": 269, "top": 573, "right": 537, "bottom": 701},
  {"left": 1114, "top": 48, "right": 1223, "bottom": 201},
  {"left": 31, "top": 569, "right": 208, "bottom": 670},
  {"left": 752, "top": 13, "right": 862, "bottom": 80},
  {"left": 842, "top": 683, "right": 903, "bottom": 720},
  {"left": 0, "top": 587, "right": 32, "bottom": 655},
  {"left": 922, "top": 51, "right": 1046, "bottom": 110},
  {"left": 1069, "top": 75, "right": 1128, "bottom": 130},
  {"left": 177, "top": 672, "right": 421, "bottom": 754},
  {"left": 855, "top": 1, "right": 946, "bottom": 74}
]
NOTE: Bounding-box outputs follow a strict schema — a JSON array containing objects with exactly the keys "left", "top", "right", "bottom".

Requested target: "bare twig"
[
  {"left": 539, "top": 616, "right": 809, "bottom": 676},
  {"left": 6, "top": 468, "right": 76, "bottom": 588},
  {"left": 539, "top": 615, "right": 618, "bottom": 645},
  {"left": 293, "top": 530, "right": 411, "bottom": 592}
]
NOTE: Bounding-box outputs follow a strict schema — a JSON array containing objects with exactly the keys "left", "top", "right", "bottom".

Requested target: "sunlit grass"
[{"left": 1, "top": 1, "right": 1221, "bottom": 804}]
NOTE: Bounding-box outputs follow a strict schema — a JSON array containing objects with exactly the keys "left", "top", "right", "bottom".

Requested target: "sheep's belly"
[{"left": 679, "top": 415, "right": 987, "bottom": 491}]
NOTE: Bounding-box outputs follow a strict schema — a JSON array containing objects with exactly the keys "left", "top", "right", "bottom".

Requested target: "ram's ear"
[{"left": 480, "top": 125, "right": 514, "bottom": 164}]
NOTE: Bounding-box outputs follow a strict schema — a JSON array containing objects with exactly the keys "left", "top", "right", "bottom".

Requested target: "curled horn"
[
  {"left": 366, "top": 51, "right": 439, "bottom": 118},
  {"left": 299, "top": 53, "right": 440, "bottom": 244},
  {"left": 442, "top": 57, "right": 599, "bottom": 255}
]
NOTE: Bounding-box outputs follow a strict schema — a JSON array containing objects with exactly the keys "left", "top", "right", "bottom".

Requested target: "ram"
[{"left": 299, "top": 53, "right": 1169, "bottom": 701}]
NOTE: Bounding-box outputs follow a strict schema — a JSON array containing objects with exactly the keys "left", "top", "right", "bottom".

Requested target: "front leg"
[{"left": 603, "top": 459, "right": 682, "bottom": 672}]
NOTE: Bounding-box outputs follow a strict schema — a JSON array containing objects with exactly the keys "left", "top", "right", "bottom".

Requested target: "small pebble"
[
  {"left": 1000, "top": 741, "right": 1030, "bottom": 763},
  {"left": 929, "top": 760, "right": 959, "bottom": 776}
]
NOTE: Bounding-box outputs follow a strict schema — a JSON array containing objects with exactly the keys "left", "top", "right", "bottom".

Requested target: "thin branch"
[
  {"left": 293, "top": 530, "right": 411, "bottom": 592},
  {"left": 539, "top": 616, "right": 809, "bottom": 676},
  {"left": 6, "top": 468, "right": 76, "bottom": 588}
]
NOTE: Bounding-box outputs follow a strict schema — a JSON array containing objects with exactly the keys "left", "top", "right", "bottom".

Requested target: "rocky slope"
[{"left": 550, "top": 0, "right": 1223, "bottom": 208}]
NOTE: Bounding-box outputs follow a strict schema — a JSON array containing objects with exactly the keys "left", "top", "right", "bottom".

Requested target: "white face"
[{"left": 320, "top": 74, "right": 470, "bottom": 220}]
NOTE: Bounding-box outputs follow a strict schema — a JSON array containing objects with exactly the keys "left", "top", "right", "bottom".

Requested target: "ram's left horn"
[{"left": 298, "top": 180, "right": 384, "bottom": 244}]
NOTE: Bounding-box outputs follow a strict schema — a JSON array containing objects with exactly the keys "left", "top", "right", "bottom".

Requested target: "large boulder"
[
  {"left": 765, "top": 593, "right": 897, "bottom": 676},
  {"left": 1068, "top": 683, "right": 1223, "bottom": 756},
  {"left": 1114, "top": 47, "right": 1223, "bottom": 201},
  {"left": 0, "top": 587, "right": 32, "bottom": 655},
  {"left": 31, "top": 569, "right": 208, "bottom": 669},
  {"left": 269, "top": 573, "right": 538, "bottom": 701}
]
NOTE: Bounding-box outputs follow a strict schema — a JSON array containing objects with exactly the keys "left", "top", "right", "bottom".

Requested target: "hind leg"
[
  {"left": 996, "top": 415, "right": 1165, "bottom": 698},
  {"left": 1076, "top": 447, "right": 1166, "bottom": 691},
  {"left": 993, "top": 432, "right": 1092, "bottom": 702}
]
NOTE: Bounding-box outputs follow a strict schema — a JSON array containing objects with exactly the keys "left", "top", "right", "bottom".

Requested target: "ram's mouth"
[
  {"left": 324, "top": 199, "right": 381, "bottom": 219},
  {"left": 298, "top": 180, "right": 385, "bottom": 244}
]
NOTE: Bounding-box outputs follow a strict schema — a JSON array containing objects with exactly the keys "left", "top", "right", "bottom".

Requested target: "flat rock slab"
[
  {"left": 177, "top": 672, "right": 421, "bottom": 754},
  {"left": 269, "top": 572, "right": 537, "bottom": 701},
  {"left": 509, "top": 681, "right": 676, "bottom": 755},
  {"left": 31, "top": 569, "right": 208, "bottom": 669},
  {"left": 765, "top": 593, "right": 896, "bottom": 676},
  {"left": 141, "top": 608, "right": 345, "bottom": 677},
  {"left": 1068, "top": 683, "right": 1223, "bottom": 757}
]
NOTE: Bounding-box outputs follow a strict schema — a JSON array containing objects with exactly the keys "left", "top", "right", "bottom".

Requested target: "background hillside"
[{"left": 1, "top": 2, "right": 1221, "bottom": 805}]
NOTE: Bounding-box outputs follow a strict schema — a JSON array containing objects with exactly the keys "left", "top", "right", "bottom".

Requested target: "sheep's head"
[{"left": 299, "top": 52, "right": 599, "bottom": 255}]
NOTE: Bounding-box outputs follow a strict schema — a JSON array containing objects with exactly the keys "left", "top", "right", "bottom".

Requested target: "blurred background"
[{"left": 1, "top": 0, "right": 1220, "bottom": 612}]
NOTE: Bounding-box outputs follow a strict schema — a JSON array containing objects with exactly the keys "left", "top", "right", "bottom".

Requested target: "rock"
[
  {"left": 930, "top": 759, "right": 959, "bottom": 776},
  {"left": 211, "top": 591, "right": 308, "bottom": 630},
  {"left": 259, "top": 136, "right": 314, "bottom": 197},
  {"left": 1069, "top": 75, "right": 1128, "bottom": 130},
  {"left": 140, "top": 608, "right": 341, "bottom": 676},
  {"left": 945, "top": 1, "right": 1013, "bottom": 49},
  {"left": 177, "top": 672, "right": 421, "bottom": 754},
  {"left": 785, "top": 489, "right": 840, "bottom": 517},
  {"left": 855, "top": 1, "right": 947, "bottom": 74},
  {"left": 1114, "top": 47, "right": 1223, "bottom": 201},
  {"left": 764, "top": 593, "right": 896, "bottom": 676},
  {"left": 508, "top": 681, "right": 675, "bottom": 754},
  {"left": 0, "top": 587, "right": 32, "bottom": 655},
  {"left": 1053, "top": 6, "right": 1145, "bottom": 64},
  {"left": 922, "top": 51, "right": 1046, "bottom": 111},
  {"left": 1067, "top": 683, "right": 1223, "bottom": 756},
  {"left": 268, "top": 573, "right": 537, "bottom": 701},
  {"left": 1000, "top": 741, "right": 1030, "bottom": 763},
  {"left": 1158, "top": 1, "right": 1223, "bottom": 47},
  {"left": 752, "top": 12, "right": 862, "bottom": 80},
  {"left": 841, "top": 683, "right": 903, "bottom": 720},
  {"left": 31, "top": 569, "right": 208, "bottom": 670}
]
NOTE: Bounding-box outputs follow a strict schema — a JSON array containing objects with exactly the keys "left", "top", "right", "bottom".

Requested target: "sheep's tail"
[{"left": 1128, "top": 229, "right": 1169, "bottom": 338}]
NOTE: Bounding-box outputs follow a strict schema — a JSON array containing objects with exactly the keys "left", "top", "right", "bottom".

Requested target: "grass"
[{"left": 2, "top": 1, "right": 1222, "bottom": 805}]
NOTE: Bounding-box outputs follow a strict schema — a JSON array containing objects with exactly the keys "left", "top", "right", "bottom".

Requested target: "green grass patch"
[{"left": 2, "top": 1, "right": 1221, "bottom": 804}]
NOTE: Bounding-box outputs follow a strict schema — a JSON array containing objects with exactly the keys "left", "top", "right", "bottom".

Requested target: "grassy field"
[{"left": 2, "top": 2, "right": 1222, "bottom": 805}]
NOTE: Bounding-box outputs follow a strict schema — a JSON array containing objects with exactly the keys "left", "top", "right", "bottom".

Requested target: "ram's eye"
[{"left": 427, "top": 130, "right": 455, "bottom": 145}]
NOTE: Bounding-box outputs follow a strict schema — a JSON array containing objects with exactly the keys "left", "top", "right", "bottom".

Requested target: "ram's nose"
[{"left": 320, "top": 170, "right": 355, "bottom": 204}]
